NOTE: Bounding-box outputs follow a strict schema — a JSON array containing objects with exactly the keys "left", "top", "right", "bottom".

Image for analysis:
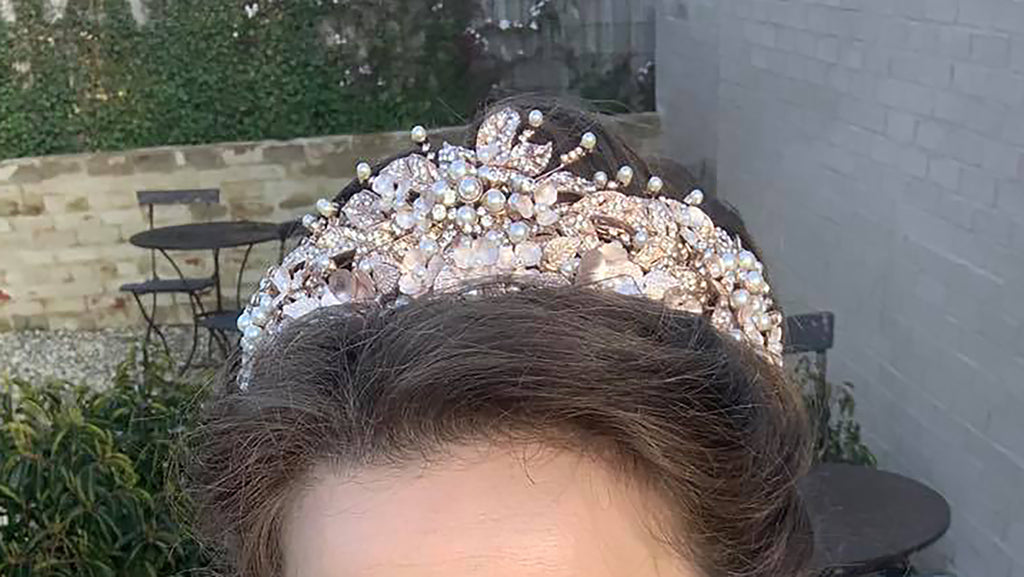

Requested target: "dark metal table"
[
  {"left": 129, "top": 221, "right": 281, "bottom": 366},
  {"left": 801, "top": 463, "right": 951, "bottom": 576},
  {"left": 130, "top": 221, "right": 280, "bottom": 311}
]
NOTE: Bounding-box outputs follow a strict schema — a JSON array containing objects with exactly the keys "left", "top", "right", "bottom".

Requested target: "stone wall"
[
  {"left": 657, "top": 0, "right": 1024, "bottom": 575},
  {"left": 0, "top": 114, "right": 661, "bottom": 331}
]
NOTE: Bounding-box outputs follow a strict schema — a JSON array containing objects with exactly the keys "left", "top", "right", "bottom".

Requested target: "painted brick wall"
[
  {"left": 0, "top": 115, "right": 660, "bottom": 331},
  {"left": 658, "top": 0, "right": 1024, "bottom": 575}
]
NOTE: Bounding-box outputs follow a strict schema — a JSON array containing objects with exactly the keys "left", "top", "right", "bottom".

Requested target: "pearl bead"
[
  {"left": 356, "top": 162, "right": 372, "bottom": 182},
  {"left": 448, "top": 159, "right": 469, "bottom": 180},
  {"left": 236, "top": 311, "right": 252, "bottom": 331},
  {"left": 685, "top": 188, "right": 704, "bottom": 206},
  {"left": 358, "top": 259, "right": 374, "bottom": 273},
  {"left": 616, "top": 166, "right": 634, "bottom": 186},
  {"left": 431, "top": 204, "right": 448, "bottom": 221},
  {"left": 458, "top": 177, "right": 483, "bottom": 203},
  {"left": 395, "top": 208, "right": 416, "bottom": 230},
  {"left": 730, "top": 289, "right": 751, "bottom": 310},
  {"left": 441, "top": 186, "right": 458, "bottom": 206},
  {"left": 593, "top": 171, "right": 609, "bottom": 188},
  {"left": 410, "top": 125, "right": 427, "bottom": 143},
  {"left": 534, "top": 181, "right": 557, "bottom": 206},
  {"left": 528, "top": 109, "right": 544, "bottom": 127},
  {"left": 456, "top": 205, "right": 477, "bottom": 227},
  {"left": 580, "top": 132, "right": 597, "bottom": 150},
  {"left": 721, "top": 252, "right": 737, "bottom": 271},
  {"left": 535, "top": 205, "right": 559, "bottom": 226},
  {"left": 485, "top": 229, "right": 504, "bottom": 244},
  {"left": 483, "top": 189, "right": 506, "bottom": 213},
  {"left": 508, "top": 221, "right": 530, "bottom": 244},
  {"left": 302, "top": 214, "right": 318, "bottom": 229},
  {"left": 633, "top": 229, "right": 649, "bottom": 247},
  {"left": 316, "top": 198, "right": 336, "bottom": 217},
  {"left": 746, "top": 270, "right": 765, "bottom": 293},
  {"left": 243, "top": 325, "right": 262, "bottom": 342},
  {"left": 646, "top": 176, "right": 664, "bottom": 193},
  {"left": 738, "top": 250, "right": 757, "bottom": 270},
  {"left": 419, "top": 237, "right": 439, "bottom": 255}
]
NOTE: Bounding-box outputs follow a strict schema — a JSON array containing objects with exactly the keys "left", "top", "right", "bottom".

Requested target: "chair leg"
[
  {"left": 132, "top": 292, "right": 171, "bottom": 360},
  {"left": 180, "top": 292, "right": 204, "bottom": 376}
]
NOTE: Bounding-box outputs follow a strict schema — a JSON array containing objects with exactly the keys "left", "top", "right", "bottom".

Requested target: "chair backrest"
[
  {"left": 137, "top": 188, "right": 220, "bottom": 207},
  {"left": 136, "top": 189, "right": 221, "bottom": 279},
  {"left": 137, "top": 188, "right": 220, "bottom": 229},
  {"left": 784, "top": 311, "right": 835, "bottom": 379},
  {"left": 784, "top": 311, "right": 834, "bottom": 355}
]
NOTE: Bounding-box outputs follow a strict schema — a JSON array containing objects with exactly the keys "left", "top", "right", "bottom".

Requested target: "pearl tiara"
[{"left": 235, "top": 107, "right": 783, "bottom": 389}]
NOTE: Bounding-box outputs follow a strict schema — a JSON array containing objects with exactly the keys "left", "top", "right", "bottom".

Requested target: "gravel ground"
[{"left": 0, "top": 327, "right": 214, "bottom": 388}]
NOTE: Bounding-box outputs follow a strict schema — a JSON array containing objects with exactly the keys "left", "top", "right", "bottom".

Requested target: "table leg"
[
  {"left": 236, "top": 243, "right": 255, "bottom": 309},
  {"left": 212, "top": 247, "right": 223, "bottom": 312}
]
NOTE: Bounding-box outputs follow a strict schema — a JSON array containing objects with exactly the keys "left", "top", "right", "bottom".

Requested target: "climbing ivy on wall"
[{"left": 0, "top": 0, "right": 498, "bottom": 160}]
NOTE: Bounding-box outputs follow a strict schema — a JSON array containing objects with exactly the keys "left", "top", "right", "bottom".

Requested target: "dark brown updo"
[{"left": 188, "top": 97, "right": 812, "bottom": 577}]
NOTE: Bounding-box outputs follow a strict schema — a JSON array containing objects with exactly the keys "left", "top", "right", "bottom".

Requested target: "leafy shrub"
[
  {"left": 792, "top": 356, "right": 877, "bottom": 467},
  {"left": 0, "top": 0, "right": 498, "bottom": 159},
  {"left": 0, "top": 351, "right": 208, "bottom": 577}
]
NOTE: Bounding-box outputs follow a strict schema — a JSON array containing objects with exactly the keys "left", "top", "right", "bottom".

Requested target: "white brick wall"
[{"left": 658, "top": 0, "right": 1024, "bottom": 575}]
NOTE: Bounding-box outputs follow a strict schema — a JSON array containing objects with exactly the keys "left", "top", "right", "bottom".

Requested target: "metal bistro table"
[
  {"left": 129, "top": 221, "right": 281, "bottom": 363},
  {"left": 801, "top": 463, "right": 952, "bottom": 576}
]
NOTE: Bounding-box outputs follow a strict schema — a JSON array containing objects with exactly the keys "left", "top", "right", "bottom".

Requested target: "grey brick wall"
[{"left": 657, "top": 0, "right": 1024, "bottom": 575}]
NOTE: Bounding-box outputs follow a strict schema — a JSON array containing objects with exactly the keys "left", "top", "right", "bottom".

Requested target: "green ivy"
[
  {"left": 0, "top": 0, "right": 496, "bottom": 160},
  {"left": 0, "top": 351, "right": 209, "bottom": 577},
  {"left": 793, "top": 356, "right": 878, "bottom": 467}
]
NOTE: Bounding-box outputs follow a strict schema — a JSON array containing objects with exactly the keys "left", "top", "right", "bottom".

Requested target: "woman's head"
[{"left": 190, "top": 97, "right": 811, "bottom": 577}]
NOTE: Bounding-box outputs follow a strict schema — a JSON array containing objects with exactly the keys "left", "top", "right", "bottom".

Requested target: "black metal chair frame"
[
  {"left": 123, "top": 189, "right": 220, "bottom": 372},
  {"left": 195, "top": 217, "right": 308, "bottom": 358}
]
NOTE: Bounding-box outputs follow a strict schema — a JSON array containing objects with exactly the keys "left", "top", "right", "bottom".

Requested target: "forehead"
[{"left": 283, "top": 444, "right": 694, "bottom": 577}]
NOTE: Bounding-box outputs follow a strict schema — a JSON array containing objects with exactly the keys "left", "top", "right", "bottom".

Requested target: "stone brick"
[
  {"left": 970, "top": 32, "right": 1012, "bottom": 68},
  {"left": 129, "top": 150, "right": 177, "bottom": 173},
  {"left": 886, "top": 110, "right": 917, "bottom": 143},
  {"left": 839, "top": 95, "right": 887, "bottom": 132},
  {"left": 877, "top": 77, "right": 934, "bottom": 113},
  {"left": 76, "top": 224, "right": 123, "bottom": 246},
  {"left": 928, "top": 156, "right": 961, "bottom": 191},
  {"left": 263, "top": 144, "right": 307, "bottom": 165},
  {"left": 53, "top": 212, "right": 101, "bottom": 231},
  {"left": 182, "top": 147, "right": 227, "bottom": 170},
  {"left": 889, "top": 52, "right": 952, "bottom": 87},
  {"left": 10, "top": 214, "right": 55, "bottom": 234},
  {"left": 960, "top": 166, "right": 1009, "bottom": 217},
  {"left": 12, "top": 314, "right": 49, "bottom": 330},
  {"left": 86, "top": 153, "right": 133, "bottom": 176},
  {"left": 221, "top": 143, "right": 264, "bottom": 165},
  {"left": 31, "top": 228, "right": 77, "bottom": 247},
  {"left": 953, "top": 62, "right": 1024, "bottom": 107},
  {"left": 6, "top": 162, "right": 43, "bottom": 184},
  {"left": 1012, "top": 37, "right": 1024, "bottom": 74}
]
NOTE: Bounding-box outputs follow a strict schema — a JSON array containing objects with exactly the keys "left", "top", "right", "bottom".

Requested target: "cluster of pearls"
[{"left": 237, "top": 106, "right": 784, "bottom": 389}]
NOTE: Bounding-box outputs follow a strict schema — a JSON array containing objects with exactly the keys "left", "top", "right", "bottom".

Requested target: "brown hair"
[{"left": 188, "top": 97, "right": 812, "bottom": 577}]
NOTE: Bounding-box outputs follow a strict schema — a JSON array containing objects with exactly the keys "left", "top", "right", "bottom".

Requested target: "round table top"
[
  {"left": 129, "top": 221, "right": 282, "bottom": 250},
  {"left": 800, "top": 463, "right": 951, "bottom": 575}
]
